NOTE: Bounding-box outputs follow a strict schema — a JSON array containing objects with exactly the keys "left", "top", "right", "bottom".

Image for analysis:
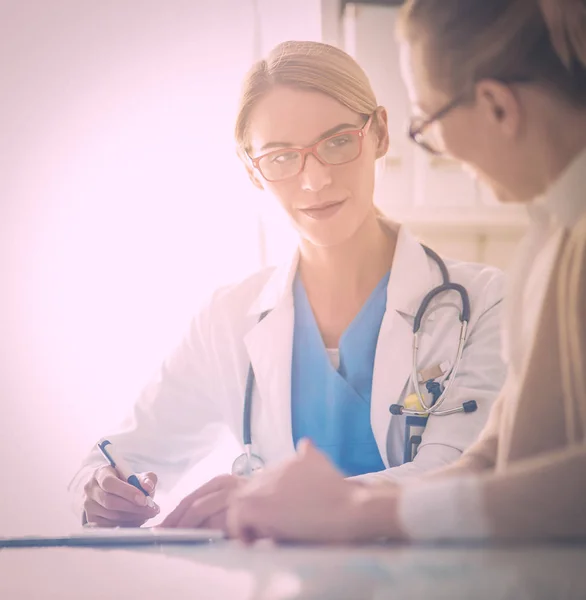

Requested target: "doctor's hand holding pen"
[{"left": 82, "top": 440, "right": 160, "bottom": 527}]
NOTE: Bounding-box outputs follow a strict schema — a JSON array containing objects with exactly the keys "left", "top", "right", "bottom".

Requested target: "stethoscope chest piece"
[{"left": 231, "top": 451, "right": 265, "bottom": 477}]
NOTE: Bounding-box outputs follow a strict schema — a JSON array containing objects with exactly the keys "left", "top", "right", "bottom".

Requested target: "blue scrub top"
[{"left": 291, "top": 270, "right": 390, "bottom": 476}]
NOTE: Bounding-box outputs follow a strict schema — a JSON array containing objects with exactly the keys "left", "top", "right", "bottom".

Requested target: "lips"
[
  {"left": 300, "top": 200, "right": 344, "bottom": 211},
  {"left": 299, "top": 199, "right": 346, "bottom": 220}
]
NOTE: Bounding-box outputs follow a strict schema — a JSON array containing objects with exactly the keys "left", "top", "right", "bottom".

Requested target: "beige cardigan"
[{"left": 397, "top": 213, "right": 586, "bottom": 542}]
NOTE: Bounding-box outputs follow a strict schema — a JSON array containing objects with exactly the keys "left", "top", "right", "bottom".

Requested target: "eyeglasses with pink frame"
[{"left": 247, "top": 114, "right": 374, "bottom": 182}]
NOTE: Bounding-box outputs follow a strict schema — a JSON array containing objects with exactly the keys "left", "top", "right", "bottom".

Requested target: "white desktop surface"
[{"left": 1, "top": 540, "right": 585, "bottom": 600}]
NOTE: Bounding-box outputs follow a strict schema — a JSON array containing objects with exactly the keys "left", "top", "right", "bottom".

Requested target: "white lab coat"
[{"left": 71, "top": 222, "right": 506, "bottom": 499}]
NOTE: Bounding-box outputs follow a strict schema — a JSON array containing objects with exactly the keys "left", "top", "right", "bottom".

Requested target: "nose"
[{"left": 299, "top": 153, "right": 332, "bottom": 193}]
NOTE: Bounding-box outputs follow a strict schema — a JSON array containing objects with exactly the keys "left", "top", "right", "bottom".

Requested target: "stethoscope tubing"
[{"left": 237, "top": 245, "right": 472, "bottom": 467}]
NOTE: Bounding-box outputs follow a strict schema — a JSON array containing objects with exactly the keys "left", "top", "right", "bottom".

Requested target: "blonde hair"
[
  {"left": 558, "top": 215, "right": 586, "bottom": 444},
  {"left": 235, "top": 41, "right": 378, "bottom": 152},
  {"left": 397, "top": 0, "right": 586, "bottom": 106}
]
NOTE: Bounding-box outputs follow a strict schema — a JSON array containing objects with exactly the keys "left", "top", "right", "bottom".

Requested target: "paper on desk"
[{"left": 0, "top": 527, "right": 225, "bottom": 548}]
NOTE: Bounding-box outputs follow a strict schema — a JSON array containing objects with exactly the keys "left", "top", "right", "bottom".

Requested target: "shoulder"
[
  {"left": 178, "top": 264, "right": 284, "bottom": 359},
  {"left": 392, "top": 223, "right": 504, "bottom": 314},
  {"left": 199, "top": 265, "right": 280, "bottom": 323},
  {"left": 442, "top": 256, "right": 505, "bottom": 314}
]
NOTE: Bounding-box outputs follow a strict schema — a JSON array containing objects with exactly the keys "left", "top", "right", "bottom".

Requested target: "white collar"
[
  {"left": 248, "top": 219, "right": 434, "bottom": 318},
  {"left": 531, "top": 146, "right": 586, "bottom": 228}
]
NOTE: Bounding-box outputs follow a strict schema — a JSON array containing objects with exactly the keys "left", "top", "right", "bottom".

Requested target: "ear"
[
  {"left": 373, "top": 106, "right": 390, "bottom": 159},
  {"left": 237, "top": 147, "right": 265, "bottom": 191},
  {"left": 475, "top": 80, "right": 521, "bottom": 139},
  {"left": 245, "top": 163, "right": 265, "bottom": 191}
]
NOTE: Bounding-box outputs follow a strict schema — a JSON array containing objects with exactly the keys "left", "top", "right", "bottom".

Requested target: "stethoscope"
[{"left": 231, "top": 245, "right": 477, "bottom": 477}]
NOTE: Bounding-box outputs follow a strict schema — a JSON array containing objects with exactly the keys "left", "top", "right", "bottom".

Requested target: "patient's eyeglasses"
[
  {"left": 407, "top": 94, "right": 466, "bottom": 156},
  {"left": 408, "top": 77, "right": 531, "bottom": 155},
  {"left": 248, "top": 115, "right": 373, "bottom": 182}
]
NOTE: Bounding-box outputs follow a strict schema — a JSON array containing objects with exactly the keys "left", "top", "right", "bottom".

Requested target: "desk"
[{"left": 1, "top": 540, "right": 585, "bottom": 599}]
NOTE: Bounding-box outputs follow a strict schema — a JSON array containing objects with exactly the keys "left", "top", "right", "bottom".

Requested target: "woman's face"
[
  {"left": 246, "top": 86, "right": 388, "bottom": 248},
  {"left": 399, "top": 40, "right": 533, "bottom": 203}
]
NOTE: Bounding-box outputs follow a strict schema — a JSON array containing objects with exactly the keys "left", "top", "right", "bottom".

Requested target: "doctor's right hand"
[{"left": 82, "top": 466, "right": 160, "bottom": 527}]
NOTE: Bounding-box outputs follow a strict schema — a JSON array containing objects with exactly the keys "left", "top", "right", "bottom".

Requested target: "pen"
[{"left": 97, "top": 439, "right": 156, "bottom": 509}]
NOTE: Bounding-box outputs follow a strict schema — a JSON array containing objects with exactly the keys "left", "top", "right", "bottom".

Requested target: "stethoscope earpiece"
[
  {"left": 389, "top": 399, "right": 477, "bottom": 418},
  {"left": 462, "top": 400, "right": 478, "bottom": 413}
]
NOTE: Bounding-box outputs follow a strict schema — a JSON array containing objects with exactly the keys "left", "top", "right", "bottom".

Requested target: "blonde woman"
[
  {"left": 70, "top": 41, "right": 505, "bottom": 529},
  {"left": 227, "top": 0, "right": 586, "bottom": 544}
]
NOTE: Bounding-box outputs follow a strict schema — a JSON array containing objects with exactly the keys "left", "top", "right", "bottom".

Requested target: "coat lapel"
[
  {"left": 243, "top": 253, "right": 299, "bottom": 463},
  {"left": 370, "top": 223, "right": 436, "bottom": 466},
  {"left": 241, "top": 223, "right": 439, "bottom": 468}
]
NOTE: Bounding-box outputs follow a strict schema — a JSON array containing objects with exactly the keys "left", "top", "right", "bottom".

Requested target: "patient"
[{"left": 227, "top": 0, "right": 586, "bottom": 543}]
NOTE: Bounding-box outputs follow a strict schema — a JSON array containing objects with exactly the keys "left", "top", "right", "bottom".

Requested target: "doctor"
[{"left": 71, "top": 40, "right": 505, "bottom": 530}]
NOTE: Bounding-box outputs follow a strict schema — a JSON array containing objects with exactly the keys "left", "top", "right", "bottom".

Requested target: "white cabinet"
[{"left": 343, "top": 3, "right": 528, "bottom": 269}]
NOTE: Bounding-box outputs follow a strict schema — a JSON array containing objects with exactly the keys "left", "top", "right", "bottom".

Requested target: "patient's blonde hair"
[
  {"left": 234, "top": 40, "right": 379, "bottom": 153},
  {"left": 558, "top": 216, "right": 586, "bottom": 444}
]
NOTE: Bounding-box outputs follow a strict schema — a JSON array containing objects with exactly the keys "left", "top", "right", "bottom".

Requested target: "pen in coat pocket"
[{"left": 97, "top": 439, "right": 157, "bottom": 509}]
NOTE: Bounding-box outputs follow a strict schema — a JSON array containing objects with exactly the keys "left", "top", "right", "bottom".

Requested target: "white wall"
[{"left": 0, "top": 0, "right": 326, "bottom": 535}]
